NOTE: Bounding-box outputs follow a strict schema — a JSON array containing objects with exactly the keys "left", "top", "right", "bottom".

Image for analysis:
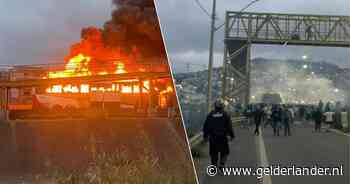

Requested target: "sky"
[
  {"left": 0, "top": 0, "right": 349, "bottom": 73},
  {"left": 0, "top": 0, "right": 111, "bottom": 66},
  {"left": 155, "top": 0, "right": 350, "bottom": 72}
]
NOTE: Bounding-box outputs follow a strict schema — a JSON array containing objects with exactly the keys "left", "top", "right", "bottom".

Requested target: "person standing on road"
[
  {"left": 253, "top": 105, "right": 264, "bottom": 136},
  {"left": 264, "top": 105, "right": 272, "bottom": 128},
  {"left": 324, "top": 110, "right": 334, "bottom": 132},
  {"left": 299, "top": 106, "right": 306, "bottom": 122},
  {"left": 271, "top": 105, "right": 282, "bottom": 136},
  {"left": 282, "top": 106, "right": 292, "bottom": 136},
  {"left": 318, "top": 100, "right": 324, "bottom": 112},
  {"left": 334, "top": 105, "right": 343, "bottom": 130},
  {"left": 313, "top": 107, "right": 323, "bottom": 132},
  {"left": 288, "top": 107, "right": 295, "bottom": 125},
  {"left": 261, "top": 105, "right": 268, "bottom": 126},
  {"left": 203, "top": 99, "right": 235, "bottom": 168}
]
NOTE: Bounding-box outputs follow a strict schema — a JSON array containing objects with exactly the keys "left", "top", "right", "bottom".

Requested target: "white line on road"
[
  {"left": 256, "top": 128, "right": 272, "bottom": 184},
  {"left": 329, "top": 128, "right": 350, "bottom": 137}
]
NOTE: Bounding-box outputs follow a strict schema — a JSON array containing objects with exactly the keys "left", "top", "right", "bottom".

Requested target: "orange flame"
[
  {"left": 46, "top": 80, "right": 151, "bottom": 94},
  {"left": 47, "top": 53, "right": 128, "bottom": 79}
]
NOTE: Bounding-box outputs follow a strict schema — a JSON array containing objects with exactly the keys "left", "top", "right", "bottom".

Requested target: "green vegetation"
[
  {"left": 49, "top": 151, "right": 193, "bottom": 184},
  {"left": 38, "top": 130, "right": 196, "bottom": 184}
]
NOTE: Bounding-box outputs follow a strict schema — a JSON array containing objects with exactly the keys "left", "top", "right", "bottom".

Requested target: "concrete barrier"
[{"left": 189, "top": 117, "right": 247, "bottom": 148}]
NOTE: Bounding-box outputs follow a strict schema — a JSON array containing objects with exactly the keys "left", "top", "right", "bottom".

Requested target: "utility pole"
[
  {"left": 206, "top": 0, "right": 261, "bottom": 111},
  {"left": 207, "top": 0, "right": 216, "bottom": 112}
]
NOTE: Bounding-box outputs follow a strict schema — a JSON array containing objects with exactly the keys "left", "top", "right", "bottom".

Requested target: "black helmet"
[{"left": 214, "top": 99, "right": 225, "bottom": 110}]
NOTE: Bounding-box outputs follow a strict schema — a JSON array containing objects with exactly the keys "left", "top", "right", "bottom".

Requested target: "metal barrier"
[{"left": 189, "top": 116, "right": 247, "bottom": 148}]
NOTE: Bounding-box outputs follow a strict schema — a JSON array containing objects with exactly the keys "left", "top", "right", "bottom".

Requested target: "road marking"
[
  {"left": 256, "top": 128, "right": 272, "bottom": 184},
  {"left": 328, "top": 128, "right": 350, "bottom": 137}
]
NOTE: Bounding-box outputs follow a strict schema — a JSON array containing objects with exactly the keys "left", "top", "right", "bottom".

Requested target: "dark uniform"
[
  {"left": 203, "top": 109, "right": 235, "bottom": 167},
  {"left": 271, "top": 107, "right": 282, "bottom": 136},
  {"left": 313, "top": 109, "right": 323, "bottom": 132},
  {"left": 253, "top": 107, "right": 264, "bottom": 135}
]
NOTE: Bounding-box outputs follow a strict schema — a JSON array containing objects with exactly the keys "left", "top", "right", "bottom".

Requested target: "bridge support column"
[
  {"left": 245, "top": 43, "right": 251, "bottom": 105},
  {"left": 0, "top": 87, "right": 10, "bottom": 121},
  {"left": 222, "top": 40, "right": 251, "bottom": 106}
]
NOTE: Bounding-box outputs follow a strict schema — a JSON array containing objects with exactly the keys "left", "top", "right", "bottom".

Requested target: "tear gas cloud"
[{"left": 250, "top": 60, "right": 347, "bottom": 105}]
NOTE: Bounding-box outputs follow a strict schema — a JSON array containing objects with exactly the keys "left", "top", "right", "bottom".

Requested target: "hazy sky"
[
  {"left": 0, "top": 0, "right": 111, "bottom": 65},
  {"left": 0, "top": 0, "right": 349, "bottom": 73},
  {"left": 155, "top": 0, "right": 350, "bottom": 72}
]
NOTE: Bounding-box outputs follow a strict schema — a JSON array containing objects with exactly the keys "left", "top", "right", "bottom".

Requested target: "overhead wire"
[{"left": 193, "top": 0, "right": 212, "bottom": 18}]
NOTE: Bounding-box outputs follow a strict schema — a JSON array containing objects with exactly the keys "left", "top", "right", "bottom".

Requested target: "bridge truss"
[{"left": 222, "top": 11, "right": 350, "bottom": 105}]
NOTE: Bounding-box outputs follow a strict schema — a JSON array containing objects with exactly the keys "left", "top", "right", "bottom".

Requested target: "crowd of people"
[
  {"left": 243, "top": 104, "right": 294, "bottom": 136},
  {"left": 202, "top": 99, "right": 349, "bottom": 169},
  {"left": 242, "top": 100, "right": 348, "bottom": 136}
]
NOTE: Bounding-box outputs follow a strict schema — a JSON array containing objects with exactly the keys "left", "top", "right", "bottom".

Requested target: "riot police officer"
[{"left": 203, "top": 99, "right": 235, "bottom": 168}]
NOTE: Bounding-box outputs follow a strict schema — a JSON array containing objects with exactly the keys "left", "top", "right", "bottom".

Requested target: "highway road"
[{"left": 195, "top": 121, "right": 349, "bottom": 184}]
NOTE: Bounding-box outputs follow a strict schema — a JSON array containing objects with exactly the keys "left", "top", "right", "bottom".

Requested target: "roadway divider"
[{"left": 189, "top": 116, "right": 247, "bottom": 148}]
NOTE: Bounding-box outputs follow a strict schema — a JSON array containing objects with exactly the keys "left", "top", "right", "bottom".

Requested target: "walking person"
[
  {"left": 324, "top": 110, "right": 334, "bottom": 132},
  {"left": 288, "top": 107, "right": 295, "bottom": 125},
  {"left": 271, "top": 105, "right": 282, "bottom": 136},
  {"left": 306, "top": 25, "right": 313, "bottom": 40},
  {"left": 264, "top": 105, "right": 272, "bottom": 128},
  {"left": 282, "top": 106, "right": 292, "bottom": 136},
  {"left": 253, "top": 105, "right": 264, "bottom": 136},
  {"left": 299, "top": 106, "right": 306, "bottom": 122},
  {"left": 313, "top": 107, "right": 323, "bottom": 132},
  {"left": 203, "top": 99, "right": 235, "bottom": 168},
  {"left": 334, "top": 107, "right": 343, "bottom": 130}
]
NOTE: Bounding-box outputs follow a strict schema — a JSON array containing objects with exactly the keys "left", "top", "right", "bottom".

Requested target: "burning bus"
[
  {"left": 2, "top": 0, "right": 177, "bottom": 119},
  {"left": 6, "top": 58, "right": 175, "bottom": 119}
]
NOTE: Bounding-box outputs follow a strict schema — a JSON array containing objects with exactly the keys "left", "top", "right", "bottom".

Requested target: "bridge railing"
[
  {"left": 225, "top": 11, "right": 350, "bottom": 47},
  {"left": 189, "top": 116, "right": 247, "bottom": 148}
]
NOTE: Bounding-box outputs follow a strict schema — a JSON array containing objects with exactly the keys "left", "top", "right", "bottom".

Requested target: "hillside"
[{"left": 174, "top": 58, "right": 350, "bottom": 106}]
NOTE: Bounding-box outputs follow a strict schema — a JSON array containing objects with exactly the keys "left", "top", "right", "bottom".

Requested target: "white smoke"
[{"left": 251, "top": 60, "right": 347, "bottom": 104}]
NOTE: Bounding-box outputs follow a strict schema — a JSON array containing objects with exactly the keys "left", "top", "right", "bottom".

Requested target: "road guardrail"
[{"left": 189, "top": 116, "right": 247, "bottom": 148}]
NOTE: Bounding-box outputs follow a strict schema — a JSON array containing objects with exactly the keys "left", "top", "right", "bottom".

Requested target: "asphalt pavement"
[{"left": 195, "top": 121, "right": 349, "bottom": 184}]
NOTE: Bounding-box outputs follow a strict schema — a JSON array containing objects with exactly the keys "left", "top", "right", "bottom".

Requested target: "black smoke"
[{"left": 103, "top": 0, "right": 165, "bottom": 58}]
